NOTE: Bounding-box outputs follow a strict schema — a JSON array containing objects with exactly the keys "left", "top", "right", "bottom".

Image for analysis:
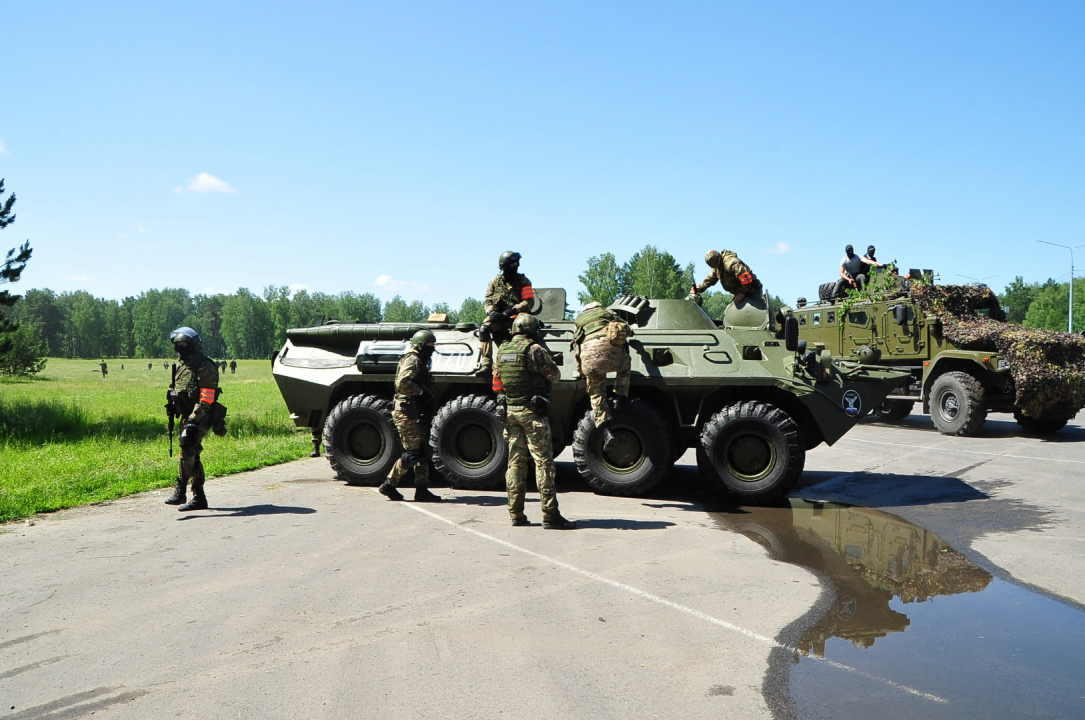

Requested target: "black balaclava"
[
  {"left": 845, "top": 244, "right": 855, "bottom": 258},
  {"left": 503, "top": 260, "right": 520, "bottom": 281},
  {"left": 175, "top": 342, "right": 195, "bottom": 360},
  {"left": 867, "top": 245, "right": 876, "bottom": 258}
]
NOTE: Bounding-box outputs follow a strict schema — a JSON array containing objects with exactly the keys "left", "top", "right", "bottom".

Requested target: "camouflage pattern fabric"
[
  {"left": 479, "top": 272, "right": 534, "bottom": 369},
  {"left": 386, "top": 405, "right": 430, "bottom": 488},
  {"left": 696, "top": 250, "right": 763, "bottom": 298},
  {"left": 503, "top": 405, "right": 559, "bottom": 521},
  {"left": 179, "top": 424, "right": 207, "bottom": 489},
  {"left": 580, "top": 337, "right": 631, "bottom": 427},
  {"left": 174, "top": 351, "right": 220, "bottom": 427},
  {"left": 910, "top": 283, "right": 1085, "bottom": 422},
  {"left": 393, "top": 349, "right": 431, "bottom": 401}
]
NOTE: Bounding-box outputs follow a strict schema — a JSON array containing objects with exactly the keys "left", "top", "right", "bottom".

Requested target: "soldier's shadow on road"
[
  {"left": 573, "top": 518, "right": 676, "bottom": 530},
  {"left": 441, "top": 495, "right": 508, "bottom": 507},
  {"left": 178, "top": 504, "right": 317, "bottom": 519}
]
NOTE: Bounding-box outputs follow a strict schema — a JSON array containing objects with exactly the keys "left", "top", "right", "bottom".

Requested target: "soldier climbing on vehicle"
[{"left": 476, "top": 251, "right": 536, "bottom": 376}]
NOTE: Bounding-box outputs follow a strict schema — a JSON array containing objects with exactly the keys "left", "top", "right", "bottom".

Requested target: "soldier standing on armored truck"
[
  {"left": 690, "top": 249, "right": 762, "bottom": 305},
  {"left": 378, "top": 330, "right": 442, "bottom": 503},
  {"left": 475, "top": 251, "right": 535, "bottom": 376},
  {"left": 493, "top": 314, "right": 576, "bottom": 529},
  {"left": 573, "top": 302, "right": 632, "bottom": 437},
  {"left": 164, "top": 327, "right": 220, "bottom": 512}
]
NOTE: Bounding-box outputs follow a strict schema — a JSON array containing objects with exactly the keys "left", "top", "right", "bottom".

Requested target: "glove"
[
  {"left": 488, "top": 311, "right": 505, "bottom": 323},
  {"left": 502, "top": 308, "right": 516, "bottom": 319}
]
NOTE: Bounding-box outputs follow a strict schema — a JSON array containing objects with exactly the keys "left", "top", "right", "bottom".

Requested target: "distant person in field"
[
  {"left": 99, "top": 361, "right": 108, "bottom": 378},
  {"left": 164, "top": 360, "right": 169, "bottom": 370},
  {"left": 230, "top": 360, "right": 237, "bottom": 374},
  {"left": 148, "top": 361, "right": 153, "bottom": 370}
]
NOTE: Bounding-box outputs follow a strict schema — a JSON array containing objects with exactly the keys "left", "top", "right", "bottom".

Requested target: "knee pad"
[{"left": 478, "top": 324, "right": 491, "bottom": 342}]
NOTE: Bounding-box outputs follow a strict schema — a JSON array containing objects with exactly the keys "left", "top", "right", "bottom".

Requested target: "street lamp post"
[{"left": 1037, "top": 241, "right": 1085, "bottom": 334}]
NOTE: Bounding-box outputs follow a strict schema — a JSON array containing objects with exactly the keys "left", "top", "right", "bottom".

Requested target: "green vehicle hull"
[{"left": 273, "top": 289, "right": 907, "bottom": 503}]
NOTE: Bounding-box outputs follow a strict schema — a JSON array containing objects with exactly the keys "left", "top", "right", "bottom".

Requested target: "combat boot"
[
  {"left": 164, "top": 479, "right": 187, "bottom": 505},
  {"left": 178, "top": 485, "right": 208, "bottom": 511},
  {"left": 602, "top": 428, "right": 618, "bottom": 454},
  {"left": 414, "top": 486, "right": 441, "bottom": 502},
  {"left": 543, "top": 514, "right": 577, "bottom": 530},
  {"left": 511, "top": 514, "right": 530, "bottom": 527},
  {"left": 379, "top": 482, "right": 404, "bottom": 501}
]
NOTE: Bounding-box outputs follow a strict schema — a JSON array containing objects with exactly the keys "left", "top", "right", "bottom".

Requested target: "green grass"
[{"left": 0, "top": 358, "right": 312, "bottom": 523}]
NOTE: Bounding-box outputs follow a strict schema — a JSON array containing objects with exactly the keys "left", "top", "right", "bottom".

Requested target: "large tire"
[
  {"left": 698, "top": 401, "right": 805, "bottom": 503},
  {"left": 929, "top": 371, "right": 986, "bottom": 436},
  {"left": 876, "top": 399, "right": 915, "bottom": 422},
  {"left": 572, "top": 399, "right": 674, "bottom": 496},
  {"left": 1013, "top": 408, "right": 1071, "bottom": 434},
  {"left": 430, "top": 394, "right": 508, "bottom": 490},
  {"left": 323, "top": 394, "right": 399, "bottom": 485}
]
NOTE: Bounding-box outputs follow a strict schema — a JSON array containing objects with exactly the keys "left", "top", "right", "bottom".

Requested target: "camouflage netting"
[{"left": 910, "top": 284, "right": 1085, "bottom": 420}]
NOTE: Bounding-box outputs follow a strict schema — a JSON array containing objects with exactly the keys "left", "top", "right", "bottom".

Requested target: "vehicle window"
[
  {"left": 813, "top": 313, "right": 821, "bottom": 326},
  {"left": 799, "top": 315, "right": 807, "bottom": 325},
  {"left": 849, "top": 311, "right": 867, "bottom": 325},
  {"left": 827, "top": 312, "right": 836, "bottom": 324}
]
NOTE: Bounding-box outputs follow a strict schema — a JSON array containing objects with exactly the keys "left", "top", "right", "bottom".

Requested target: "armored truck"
[
  {"left": 794, "top": 282, "right": 1083, "bottom": 435},
  {"left": 273, "top": 289, "right": 907, "bottom": 503}
]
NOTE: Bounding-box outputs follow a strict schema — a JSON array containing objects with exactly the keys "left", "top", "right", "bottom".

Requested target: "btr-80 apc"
[{"left": 273, "top": 289, "right": 907, "bottom": 503}]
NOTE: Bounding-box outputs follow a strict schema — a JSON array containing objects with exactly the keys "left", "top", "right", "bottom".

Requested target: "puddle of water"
[{"left": 712, "top": 500, "right": 1085, "bottom": 719}]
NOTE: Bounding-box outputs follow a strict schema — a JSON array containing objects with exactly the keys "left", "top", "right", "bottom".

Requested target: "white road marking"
[
  {"left": 402, "top": 500, "right": 948, "bottom": 704},
  {"left": 842, "top": 437, "right": 1085, "bottom": 465}
]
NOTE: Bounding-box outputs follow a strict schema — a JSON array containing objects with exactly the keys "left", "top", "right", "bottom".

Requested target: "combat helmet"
[
  {"left": 705, "top": 250, "right": 722, "bottom": 267},
  {"left": 169, "top": 326, "right": 202, "bottom": 349},
  {"left": 511, "top": 313, "right": 543, "bottom": 339},
  {"left": 498, "top": 251, "right": 522, "bottom": 271},
  {"left": 410, "top": 329, "right": 436, "bottom": 352}
]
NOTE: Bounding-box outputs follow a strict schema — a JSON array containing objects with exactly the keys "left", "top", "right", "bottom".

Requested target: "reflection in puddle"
[{"left": 712, "top": 500, "right": 1085, "bottom": 719}]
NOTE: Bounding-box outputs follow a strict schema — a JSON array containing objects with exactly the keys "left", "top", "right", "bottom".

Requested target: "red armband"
[
  {"left": 492, "top": 374, "right": 504, "bottom": 393},
  {"left": 521, "top": 286, "right": 535, "bottom": 300},
  {"left": 737, "top": 272, "right": 753, "bottom": 286},
  {"left": 199, "top": 388, "right": 216, "bottom": 405}
]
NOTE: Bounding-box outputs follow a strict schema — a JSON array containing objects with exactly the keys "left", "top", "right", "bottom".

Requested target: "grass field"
[{"left": 0, "top": 358, "right": 312, "bottom": 523}]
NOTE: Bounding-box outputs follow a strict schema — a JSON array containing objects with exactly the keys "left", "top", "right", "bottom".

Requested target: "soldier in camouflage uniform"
[
  {"left": 475, "top": 251, "right": 536, "bottom": 376},
  {"left": 164, "top": 327, "right": 221, "bottom": 512},
  {"left": 379, "top": 330, "right": 442, "bottom": 502},
  {"left": 691, "top": 249, "right": 762, "bottom": 305},
  {"left": 573, "top": 302, "right": 632, "bottom": 430},
  {"left": 493, "top": 314, "right": 575, "bottom": 529}
]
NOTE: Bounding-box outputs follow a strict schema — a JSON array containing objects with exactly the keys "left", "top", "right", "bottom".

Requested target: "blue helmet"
[{"left": 169, "top": 327, "right": 202, "bottom": 349}]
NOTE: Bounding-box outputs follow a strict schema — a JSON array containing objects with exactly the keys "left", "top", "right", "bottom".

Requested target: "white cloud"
[
  {"left": 138, "top": 228, "right": 147, "bottom": 233},
  {"left": 289, "top": 283, "right": 310, "bottom": 295},
  {"left": 117, "top": 233, "right": 128, "bottom": 239},
  {"left": 375, "top": 275, "right": 432, "bottom": 293},
  {"left": 765, "top": 242, "right": 791, "bottom": 255},
  {"left": 70, "top": 275, "right": 91, "bottom": 282},
  {"left": 0, "top": 137, "right": 8, "bottom": 156},
  {"left": 187, "top": 172, "right": 237, "bottom": 193}
]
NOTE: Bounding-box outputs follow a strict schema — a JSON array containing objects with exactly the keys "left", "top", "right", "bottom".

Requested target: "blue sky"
[{"left": 3, "top": 1, "right": 1083, "bottom": 308}]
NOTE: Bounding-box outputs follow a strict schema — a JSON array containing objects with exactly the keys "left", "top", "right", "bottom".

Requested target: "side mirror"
[
  {"left": 784, "top": 316, "right": 800, "bottom": 351},
  {"left": 797, "top": 339, "right": 807, "bottom": 355},
  {"left": 892, "top": 304, "right": 908, "bottom": 326}
]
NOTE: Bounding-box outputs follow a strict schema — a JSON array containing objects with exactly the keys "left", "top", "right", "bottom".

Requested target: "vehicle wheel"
[
  {"left": 323, "top": 394, "right": 398, "bottom": 485},
  {"left": 929, "top": 371, "right": 986, "bottom": 436},
  {"left": 572, "top": 399, "right": 674, "bottom": 496},
  {"left": 698, "top": 401, "right": 805, "bottom": 503},
  {"left": 876, "top": 399, "right": 915, "bottom": 422},
  {"left": 1013, "top": 408, "right": 1071, "bottom": 434},
  {"left": 431, "top": 394, "right": 508, "bottom": 490}
]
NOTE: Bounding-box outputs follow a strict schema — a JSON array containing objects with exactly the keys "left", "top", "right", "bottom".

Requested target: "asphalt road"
[{"left": 2, "top": 412, "right": 1083, "bottom": 719}]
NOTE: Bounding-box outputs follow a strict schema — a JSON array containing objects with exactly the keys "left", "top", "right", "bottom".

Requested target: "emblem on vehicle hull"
[{"left": 842, "top": 390, "right": 862, "bottom": 417}]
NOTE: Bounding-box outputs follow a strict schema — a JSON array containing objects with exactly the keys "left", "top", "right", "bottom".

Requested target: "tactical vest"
[
  {"left": 496, "top": 336, "right": 550, "bottom": 406},
  {"left": 394, "top": 349, "right": 432, "bottom": 402},
  {"left": 574, "top": 307, "right": 611, "bottom": 344}
]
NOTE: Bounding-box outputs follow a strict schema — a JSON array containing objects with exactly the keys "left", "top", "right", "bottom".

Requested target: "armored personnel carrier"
[
  {"left": 795, "top": 275, "right": 1085, "bottom": 435},
  {"left": 273, "top": 289, "right": 907, "bottom": 503}
]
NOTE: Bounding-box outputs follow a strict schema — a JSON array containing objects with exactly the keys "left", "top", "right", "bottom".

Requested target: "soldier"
[
  {"left": 378, "top": 330, "right": 442, "bottom": 503},
  {"left": 833, "top": 244, "right": 867, "bottom": 297},
  {"left": 99, "top": 360, "right": 108, "bottom": 378},
  {"left": 148, "top": 361, "right": 153, "bottom": 370},
  {"left": 860, "top": 245, "right": 885, "bottom": 277},
  {"left": 691, "top": 249, "right": 762, "bottom": 305},
  {"left": 163, "top": 360, "right": 169, "bottom": 371},
  {"left": 220, "top": 360, "right": 227, "bottom": 373},
  {"left": 475, "top": 251, "right": 535, "bottom": 376},
  {"left": 230, "top": 359, "right": 237, "bottom": 374},
  {"left": 493, "top": 314, "right": 575, "bottom": 529},
  {"left": 163, "top": 327, "right": 220, "bottom": 512},
  {"left": 573, "top": 302, "right": 632, "bottom": 445}
]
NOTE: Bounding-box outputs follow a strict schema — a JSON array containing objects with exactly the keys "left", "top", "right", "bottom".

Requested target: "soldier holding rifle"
[{"left": 164, "top": 327, "right": 225, "bottom": 511}]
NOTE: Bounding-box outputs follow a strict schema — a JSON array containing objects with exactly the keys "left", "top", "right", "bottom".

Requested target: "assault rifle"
[{"left": 166, "top": 362, "right": 177, "bottom": 457}]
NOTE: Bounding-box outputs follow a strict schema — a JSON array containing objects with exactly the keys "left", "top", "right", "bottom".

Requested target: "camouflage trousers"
[
  {"left": 387, "top": 405, "right": 430, "bottom": 488},
  {"left": 179, "top": 425, "right": 207, "bottom": 489},
  {"left": 503, "top": 406, "right": 558, "bottom": 521},
  {"left": 477, "top": 319, "right": 512, "bottom": 370},
  {"left": 580, "top": 337, "right": 631, "bottom": 427}
]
